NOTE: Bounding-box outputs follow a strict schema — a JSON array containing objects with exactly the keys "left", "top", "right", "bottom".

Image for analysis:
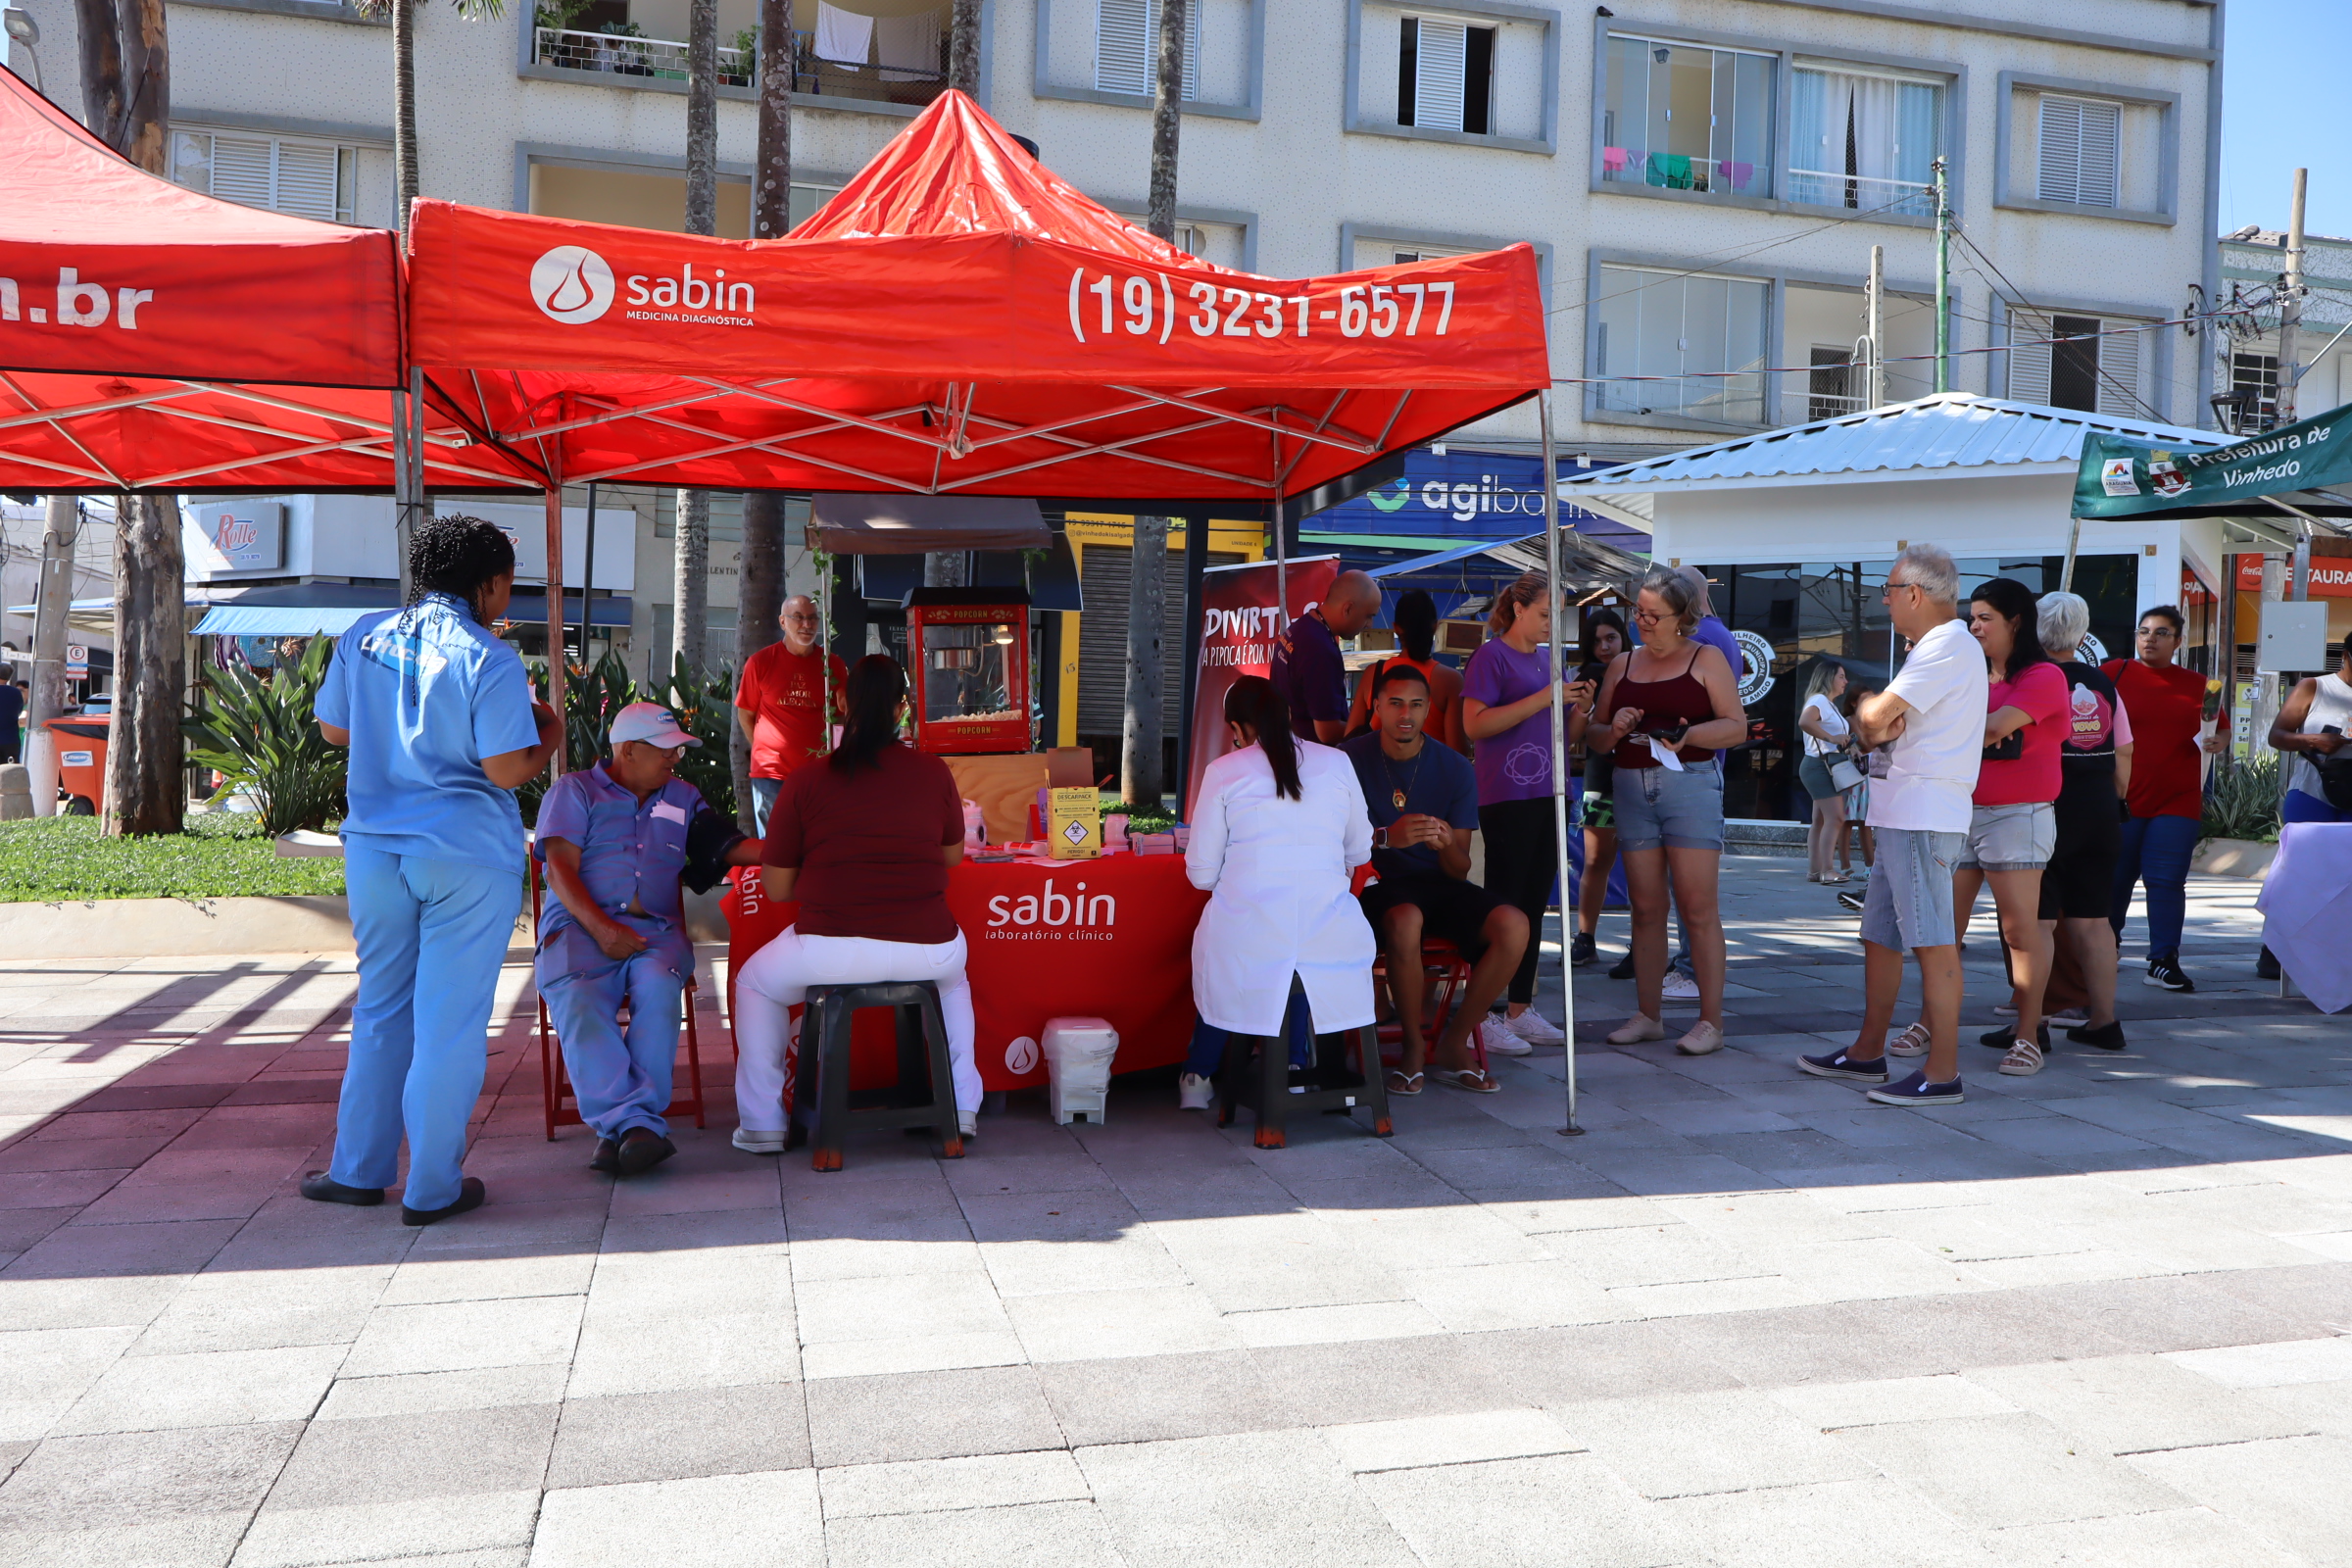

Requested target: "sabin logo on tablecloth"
[{"left": 530, "top": 246, "right": 616, "bottom": 324}]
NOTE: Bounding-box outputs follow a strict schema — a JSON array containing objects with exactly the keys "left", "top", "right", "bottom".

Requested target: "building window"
[
  {"left": 1788, "top": 66, "right": 1939, "bottom": 217},
  {"left": 1599, "top": 34, "right": 1773, "bottom": 199},
  {"left": 2035, "top": 95, "right": 2120, "bottom": 208},
  {"left": 2008, "top": 309, "right": 2142, "bottom": 415},
  {"left": 172, "top": 130, "right": 356, "bottom": 223},
  {"left": 2230, "top": 352, "right": 2280, "bottom": 431},
  {"left": 1096, "top": 0, "right": 1198, "bottom": 98},
  {"left": 1806, "top": 348, "right": 1856, "bottom": 421},
  {"left": 1397, "top": 16, "right": 1493, "bottom": 134},
  {"left": 1593, "top": 265, "right": 1771, "bottom": 427}
]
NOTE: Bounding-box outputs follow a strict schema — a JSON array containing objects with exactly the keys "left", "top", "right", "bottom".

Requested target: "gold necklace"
[{"left": 1381, "top": 741, "right": 1425, "bottom": 811}]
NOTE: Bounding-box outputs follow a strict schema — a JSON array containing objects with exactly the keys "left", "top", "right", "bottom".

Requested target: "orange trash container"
[{"left": 45, "top": 716, "right": 108, "bottom": 815}]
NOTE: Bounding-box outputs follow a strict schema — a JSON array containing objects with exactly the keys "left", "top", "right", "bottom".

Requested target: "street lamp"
[{"left": 2, "top": 9, "right": 39, "bottom": 94}]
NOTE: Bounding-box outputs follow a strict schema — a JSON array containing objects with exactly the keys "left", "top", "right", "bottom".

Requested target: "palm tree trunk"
[
  {"left": 1146, "top": 0, "right": 1185, "bottom": 242},
  {"left": 72, "top": 0, "right": 126, "bottom": 144},
  {"left": 1120, "top": 519, "right": 1166, "bottom": 805},
  {"left": 1122, "top": 0, "right": 1184, "bottom": 806},
  {"left": 393, "top": 0, "right": 417, "bottom": 230},
  {"left": 737, "top": 0, "right": 797, "bottom": 828},
  {"left": 670, "top": 491, "right": 710, "bottom": 676},
  {"left": 947, "top": 0, "right": 980, "bottom": 95},
  {"left": 104, "top": 494, "right": 186, "bottom": 836},
  {"left": 118, "top": 0, "right": 169, "bottom": 172}
]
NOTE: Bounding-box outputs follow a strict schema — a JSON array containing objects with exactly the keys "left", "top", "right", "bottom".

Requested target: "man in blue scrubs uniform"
[
  {"left": 303, "top": 515, "right": 558, "bottom": 1225},
  {"left": 534, "top": 703, "right": 761, "bottom": 1177}
]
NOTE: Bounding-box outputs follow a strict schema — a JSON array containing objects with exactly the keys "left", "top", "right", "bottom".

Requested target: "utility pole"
[
  {"left": 1932, "top": 158, "right": 1951, "bottom": 394},
  {"left": 1863, "top": 244, "right": 1886, "bottom": 409},
  {"left": 2276, "top": 167, "right": 2307, "bottom": 427},
  {"left": 24, "top": 495, "right": 79, "bottom": 817}
]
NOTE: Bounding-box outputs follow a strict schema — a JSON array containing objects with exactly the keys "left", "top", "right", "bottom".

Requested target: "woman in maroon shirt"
[
  {"left": 2103, "top": 606, "right": 2223, "bottom": 993},
  {"left": 731, "top": 656, "right": 978, "bottom": 1150}
]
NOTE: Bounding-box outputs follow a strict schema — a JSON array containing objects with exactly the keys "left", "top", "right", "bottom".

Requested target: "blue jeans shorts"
[
  {"left": 1861, "top": 826, "right": 1963, "bottom": 951},
  {"left": 1613, "top": 762, "right": 1725, "bottom": 854}
]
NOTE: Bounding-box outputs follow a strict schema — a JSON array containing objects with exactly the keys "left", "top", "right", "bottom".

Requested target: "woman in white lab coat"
[{"left": 1176, "top": 675, "right": 1377, "bottom": 1108}]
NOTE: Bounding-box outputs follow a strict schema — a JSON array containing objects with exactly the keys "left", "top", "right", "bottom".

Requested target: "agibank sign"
[{"left": 1307, "top": 449, "right": 1642, "bottom": 548}]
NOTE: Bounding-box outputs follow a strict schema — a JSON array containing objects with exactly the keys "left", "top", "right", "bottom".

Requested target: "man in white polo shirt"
[{"left": 1797, "top": 543, "right": 1985, "bottom": 1105}]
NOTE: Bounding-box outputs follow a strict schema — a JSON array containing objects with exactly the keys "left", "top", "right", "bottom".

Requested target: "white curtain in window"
[
  {"left": 814, "top": 2, "right": 874, "bottom": 65},
  {"left": 1846, "top": 74, "right": 1898, "bottom": 185}
]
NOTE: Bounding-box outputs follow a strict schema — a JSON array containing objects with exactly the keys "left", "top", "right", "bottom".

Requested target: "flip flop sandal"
[
  {"left": 1386, "top": 1070, "right": 1424, "bottom": 1096},
  {"left": 1430, "top": 1067, "right": 1500, "bottom": 1095}
]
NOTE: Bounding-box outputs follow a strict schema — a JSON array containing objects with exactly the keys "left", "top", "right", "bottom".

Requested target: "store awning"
[
  {"left": 812, "top": 493, "right": 1050, "bottom": 554},
  {"left": 187, "top": 582, "right": 631, "bottom": 635}
]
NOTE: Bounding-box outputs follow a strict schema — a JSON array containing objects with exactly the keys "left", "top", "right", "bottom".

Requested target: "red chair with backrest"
[
  {"left": 529, "top": 854, "right": 712, "bottom": 1140},
  {"left": 1352, "top": 864, "right": 1489, "bottom": 1073}
]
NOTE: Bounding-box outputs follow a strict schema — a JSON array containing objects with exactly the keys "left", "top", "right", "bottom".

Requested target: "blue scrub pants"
[
  {"left": 538, "top": 950, "right": 685, "bottom": 1139},
  {"left": 330, "top": 845, "right": 521, "bottom": 1211},
  {"left": 2108, "top": 812, "right": 2200, "bottom": 961}
]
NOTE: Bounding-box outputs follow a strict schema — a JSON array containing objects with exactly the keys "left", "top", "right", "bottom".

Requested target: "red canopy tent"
[
  {"left": 0, "top": 67, "right": 527, "bottom": 494},
  {"left": 405, "top": 91, "right": 1547, "bottom": 504}
]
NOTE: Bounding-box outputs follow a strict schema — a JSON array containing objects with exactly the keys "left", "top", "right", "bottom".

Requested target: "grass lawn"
[{"left": 0, "top": 814, "right": 346, "bottom": 903}]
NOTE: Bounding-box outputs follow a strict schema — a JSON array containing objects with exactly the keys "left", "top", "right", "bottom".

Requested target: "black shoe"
[
  {"left": 1796, "top": 1048, "right": 1888, "bottom": 1083},
  {"left": 300, "top": 1171, "right": 383, "bottom": 1207},
  {"left": 1836, "top": 888, "right": 1866, "bottom": 911},
  {"left": 2145, "top": 956, "right": 2194, "bottom": 993},
  {"left": 1570, "top": 933, "right": 1598, "bottom": 967},
  {"left": 1979, "top": 1023, "right": 2050, "bottom": 1051},
  {"left": 2067, "top": 1019, "right": 2128, "bottom": 1051},
  {"left": 401, "top": 1176, "right": 486, "bottom": 1227},
  {"left": 588, "top": 1138, "right": 621, "bottom": 1174},
  {"left": 616, "top": 1127, "right": 676, "bottom": 1176},
  {"left": 2256, "top": 947, "right": 2280, "bottom": 981},
  {"left": 1607, "top": 952, "right": 1637, "bottom": 981}
]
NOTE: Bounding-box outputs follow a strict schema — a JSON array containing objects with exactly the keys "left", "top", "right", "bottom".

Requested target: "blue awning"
[
  {"left": 195, "top": 604, "right": 386, "bottom": 636},
  {"left": 1364, "top": 538, "right": 1513, "bottom": 578},
  {"left": 191, "top": 583, "right": 631, "bottom": 636}
]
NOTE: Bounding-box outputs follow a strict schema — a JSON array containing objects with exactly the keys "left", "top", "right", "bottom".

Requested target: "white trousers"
[{"left": 733, "top": 926, "right": 979, "bottom": 1132}]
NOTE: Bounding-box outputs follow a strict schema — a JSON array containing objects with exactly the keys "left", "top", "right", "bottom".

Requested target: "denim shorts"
[
  {"left": 1955, "top": 801, "right": 2056, "bottom": 872},
  {"left": 1613, "top": 762, "right": 1724, "bottom": 853},
  {"left": 1860, "top": 826, "right": 1963, "bottom": 951}
]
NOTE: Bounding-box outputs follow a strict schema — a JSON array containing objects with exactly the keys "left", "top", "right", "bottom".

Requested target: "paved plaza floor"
[{"left": 1, "top": 857, "right": 2348, "bottom": 1567}]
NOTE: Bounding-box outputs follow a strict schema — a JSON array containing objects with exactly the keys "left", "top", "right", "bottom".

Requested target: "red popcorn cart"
[{"left": 903, "top": 587, "right": 1032, "bottom": 755}]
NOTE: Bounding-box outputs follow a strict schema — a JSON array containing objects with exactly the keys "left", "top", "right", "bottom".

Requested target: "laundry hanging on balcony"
[{"left": 814, "top": 2, "right": 874, "bottom": 64}]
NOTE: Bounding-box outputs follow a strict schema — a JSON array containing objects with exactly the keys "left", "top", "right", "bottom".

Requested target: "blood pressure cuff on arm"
[{"left": 682, "top": 804, "right": 748, "bottom": 894}]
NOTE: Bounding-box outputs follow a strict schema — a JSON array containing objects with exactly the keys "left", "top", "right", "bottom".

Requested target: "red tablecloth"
[{"left": 722, "top": 853, "right": 1208, "bottom": 1090}]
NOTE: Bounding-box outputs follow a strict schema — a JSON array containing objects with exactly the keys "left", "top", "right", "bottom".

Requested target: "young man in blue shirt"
[
  {"left": 1344, "top": 664, "right": 1530, "bottom": 1095},
  {"left": 534, "top": 703, "right": 763, "bottom": 1176}
]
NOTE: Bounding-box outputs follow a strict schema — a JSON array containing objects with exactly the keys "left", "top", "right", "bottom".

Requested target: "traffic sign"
[{"left": 64, "top": 645, "right": 87, "bottom": 677}]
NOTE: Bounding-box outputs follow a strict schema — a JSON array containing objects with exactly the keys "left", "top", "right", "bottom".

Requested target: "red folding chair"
[
  {"left": 1353, "top": 866, "right": 1491, "bottom": 1073},
  {"left": 530, "top": 855, "right": 714, "bottom": 1140}
]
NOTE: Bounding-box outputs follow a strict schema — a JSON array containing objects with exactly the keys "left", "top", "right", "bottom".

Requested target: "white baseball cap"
[{"left": 609, "top": 702, "right": 701, "bottom": 750}]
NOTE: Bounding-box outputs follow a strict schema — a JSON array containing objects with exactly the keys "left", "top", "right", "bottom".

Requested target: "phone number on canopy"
[{"left": 1067, "top": 270, "right": 1456, "bottom": 346}]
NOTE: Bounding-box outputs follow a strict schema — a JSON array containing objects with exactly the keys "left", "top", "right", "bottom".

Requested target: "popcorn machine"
[{"left": 903, "top": 587, "right": 1032, "bottom": 755}]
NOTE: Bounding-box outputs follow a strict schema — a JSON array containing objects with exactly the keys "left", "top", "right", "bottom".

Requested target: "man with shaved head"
[
  {"left": 735, "top": 593, "right": 848, "bottom": 834},
  {"left": 1273, "top": 569, "right": 1384, "bottom": 744}
]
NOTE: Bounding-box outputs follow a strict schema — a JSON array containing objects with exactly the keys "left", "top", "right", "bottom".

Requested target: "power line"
[{"left": 1943, "top": 221, "right": 2167, "bottom": 423}]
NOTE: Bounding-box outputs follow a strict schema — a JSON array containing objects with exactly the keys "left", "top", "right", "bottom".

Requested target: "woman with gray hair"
[
  {"left": 2032, "top": 591, "right": 2131, "bottom": 1050},
  {"left": 1589, "top": 565, "right": 1747, "bottom": 1054}
]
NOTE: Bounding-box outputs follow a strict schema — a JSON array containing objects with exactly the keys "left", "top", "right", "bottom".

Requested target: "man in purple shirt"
[{"left": 1271, "top": 570, "right": 1382, "bottom": 743}]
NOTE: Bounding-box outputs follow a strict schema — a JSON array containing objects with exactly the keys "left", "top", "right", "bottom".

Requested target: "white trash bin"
[{"left": 1041, "top": 1015, "right": 1119, "bottom": 1125}]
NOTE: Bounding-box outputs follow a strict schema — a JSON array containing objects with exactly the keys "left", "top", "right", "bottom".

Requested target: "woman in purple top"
[{"left": 1460, "top": 571, "right": 1594, "bottom": 1046}]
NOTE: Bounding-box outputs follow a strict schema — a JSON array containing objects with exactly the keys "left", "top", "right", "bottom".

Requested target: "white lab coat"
[{"left": 1186, "top": 741, "right": 1377, "bottom": 1037}]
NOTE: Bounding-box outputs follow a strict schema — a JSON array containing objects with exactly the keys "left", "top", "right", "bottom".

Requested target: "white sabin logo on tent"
[{"left": 529, "top": 246, "right": 615, "bottom": 324}]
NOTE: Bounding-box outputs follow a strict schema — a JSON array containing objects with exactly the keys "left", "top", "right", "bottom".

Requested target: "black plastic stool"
[
  {"left": 787, "top": 980, "right": 964, "bottom": 1170},
  {"left": 1215, "top": 1023, "right": 1392, "bottom": 1150}
]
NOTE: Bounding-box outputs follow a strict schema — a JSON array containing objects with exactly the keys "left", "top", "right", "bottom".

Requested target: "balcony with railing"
[
  {"left": 1783, "top": 170, "right": 1935, "bottom": 219},
  {"left": 529, "top": 23, "right": 948, "bottom": 107}
]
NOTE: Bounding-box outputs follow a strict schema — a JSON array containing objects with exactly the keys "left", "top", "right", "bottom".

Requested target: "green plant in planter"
[
  {"left": 2202, "top": 753, "right": 2282, "bottom": 844},
  {"left": 182, "top": 638, "right": 348, "bottom": 838}
]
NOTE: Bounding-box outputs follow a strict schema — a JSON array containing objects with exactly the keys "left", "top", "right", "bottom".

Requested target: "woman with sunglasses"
[
  {"left": 1588, "top": 567, "right": 1746, "bottom": 1054},
  {"left": 2104, "top": 607, "right": 2225, "bottom": 992}
]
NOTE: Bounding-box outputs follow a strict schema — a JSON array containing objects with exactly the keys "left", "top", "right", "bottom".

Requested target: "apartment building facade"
[{"left": 6, "top": 0, "right": 2226, "bottom": 684}]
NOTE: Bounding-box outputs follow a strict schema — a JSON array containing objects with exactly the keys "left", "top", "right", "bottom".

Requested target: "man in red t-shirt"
[
  {"left": 734, "top": 595, "right": 848, "bottom": 834},
  {"left": 2103, "top": 605, "right": 2223, "bottom": 992}
]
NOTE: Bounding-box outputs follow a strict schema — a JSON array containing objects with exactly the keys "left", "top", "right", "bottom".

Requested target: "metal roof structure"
[{"left": 1553, "top": 392, "right": 2224, "bottom": 533}]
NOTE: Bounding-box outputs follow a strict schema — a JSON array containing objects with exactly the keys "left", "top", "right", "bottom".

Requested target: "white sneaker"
[
  {"left": 1676, "top": 1020, "right": 1724, "bottom": 1056},
  {"left": 1505, "top": 1009, "right": 1564, "bottom": 1047},
  {"left": 1177, "top": 1072, "right": 1215, "bottom": 1110},
  {"left": 1662, "top": 972, "right": 1700, "bottom": 1002},
  {"left": 731, "top": 1127, "right": 785, "bottom": 1155},
  {"left": 1480, "top": 1020, "right": 1533, "bottom": 1056},
  {"left": 958, "top": 1111, "right": 979, "bottom": 1139}
]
